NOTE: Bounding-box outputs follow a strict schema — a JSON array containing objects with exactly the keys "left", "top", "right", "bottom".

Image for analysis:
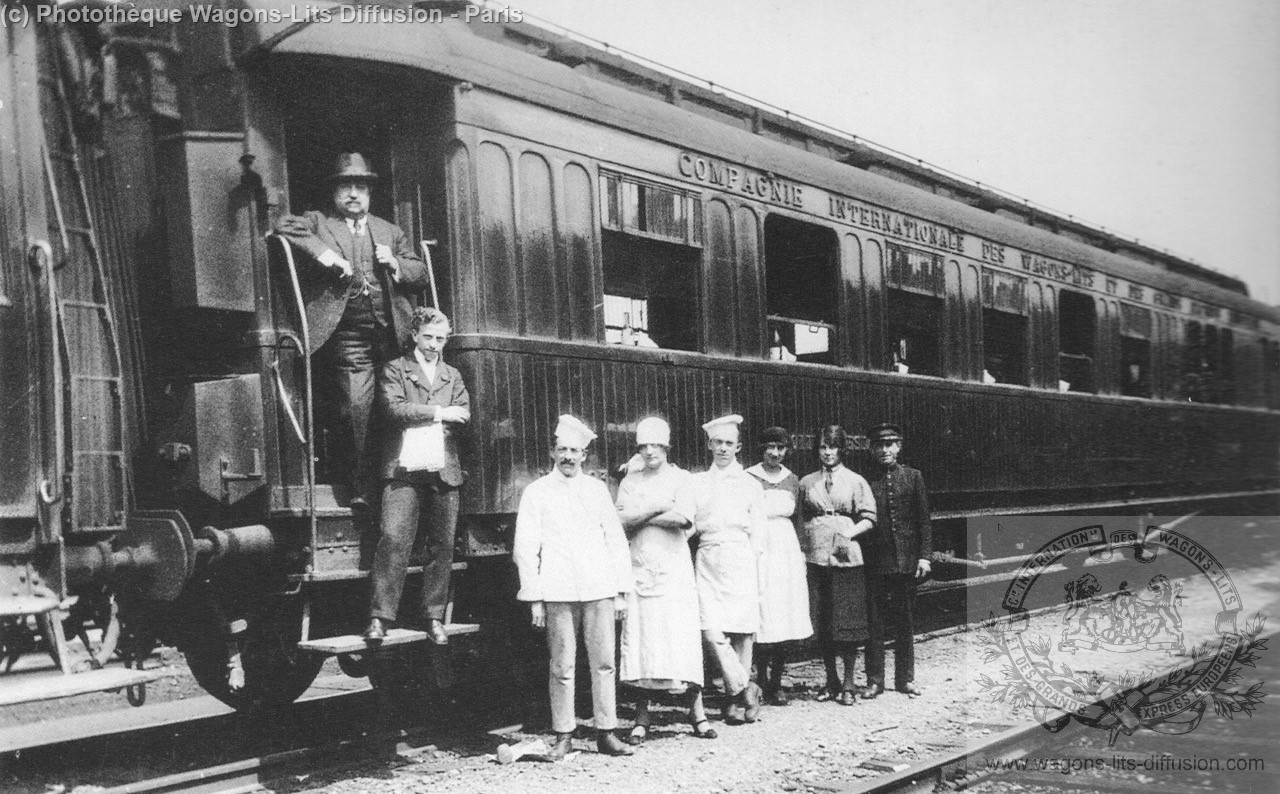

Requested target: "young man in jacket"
[{"left": 364, "top": 307, "right": 469, "bottom": 645}]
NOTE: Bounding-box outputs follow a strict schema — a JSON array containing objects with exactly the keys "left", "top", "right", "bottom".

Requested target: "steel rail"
[
  {"left": 840, "top": 624, "right": 1280, "bottom": 793},
  {"left": 838, "top": 718, "right": 1079, "bottom": 794}
]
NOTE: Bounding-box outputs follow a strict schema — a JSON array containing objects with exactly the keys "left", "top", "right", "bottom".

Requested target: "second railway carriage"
[{"left": 1, "top": 0, "right": 1276, "bottom": 711}]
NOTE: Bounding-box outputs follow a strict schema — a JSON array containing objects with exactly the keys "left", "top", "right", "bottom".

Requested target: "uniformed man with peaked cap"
[{"left": 862, "top": 422, "right": 932, "bottom": 698}]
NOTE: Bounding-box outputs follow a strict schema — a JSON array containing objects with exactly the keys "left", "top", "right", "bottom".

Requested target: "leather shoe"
[
  {"left": 597, "top": 730, "right": 635, "bottom": 756},
  {"left": 363, "top": 617, "right": 387, "bottom": 642},
  {"left": 742, "top": 682, "right": 763, "bottom": 723},
  {"left": 764, "top": 688, "right": 789, "bottom": 707},
  {"left": 897, "top": 682, "right": 923, "bottom": 697},
  {"left": 427, "top": 619, "right": 450, "bottom": 646},
  {"left": 350, "top": 495, "right": 370, "bottom": 512},
  {"left": 724, "top": 701, "right": 745, "bottom": 724},
  {"left": 546, "top": 732, "right": 573, "bottom": 761},
  {"left": 860, "top": 683, "right": 885, "bottom": 700}
]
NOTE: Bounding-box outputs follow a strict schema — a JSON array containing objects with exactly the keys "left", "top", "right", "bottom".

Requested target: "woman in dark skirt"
[{"left": 799, "top": 425, "right": 877, "bottom": 705}]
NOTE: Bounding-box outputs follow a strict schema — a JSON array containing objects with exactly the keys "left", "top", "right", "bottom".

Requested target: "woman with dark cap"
[
  {"left": 746, "top": 426, "right": 813, "bottom": 705},
  {"left": 798, "top": 425, "right": 877, "bottom": 705}
]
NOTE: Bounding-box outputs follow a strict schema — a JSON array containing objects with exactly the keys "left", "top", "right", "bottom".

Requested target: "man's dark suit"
[
  {"left": 274, "top": 210, "right": 429, "bottom": 497},
  {"left": 275, "top": 210, "right": 428, "bottom": 354},
  {"left": 863, "top": 463, "right": 931, "bottom": 688},
  {"left": 370, "top": 352, "right": 470, "bottom": 624}
]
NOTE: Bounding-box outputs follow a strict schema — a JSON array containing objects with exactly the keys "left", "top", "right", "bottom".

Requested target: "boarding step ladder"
[
  {"left": 295, "top": 484, "right": 479, "bottom": 681},
  {"left": 297, "top": 555, "right": 479, "bottom": 657},
  {"left": 297, "top": 563, "right": 478, "bottom": 692},
  {"left": 39, "top": 31, "right": 130, "bottom": 538},
  {"left": 7, "top": 27, "right": 154, "bottom": 708}
]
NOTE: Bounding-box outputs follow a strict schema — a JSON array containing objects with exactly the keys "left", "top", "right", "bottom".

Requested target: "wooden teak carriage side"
[{"left": 0, "top": 6, "right": 1275, "bottom": 709}]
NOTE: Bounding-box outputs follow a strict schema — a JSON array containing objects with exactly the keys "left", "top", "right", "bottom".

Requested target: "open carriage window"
[
  {"left": 1119, "top": 303, "right": 1152, "bottom": 398},
  {"left": 886, "top": 243, "right": 943, "bottom": 376},
  {"left": 1058, "top": 289, "right": 1096, "bottom": 392},
  {"left": 600, "top": 171, "right": 702, "bottom": 350},
  {"left": 1184, "top": 321, "right": 1235, "bottom": 404},
  {"left": 764, "top": 215, "right": 837, "bottom": 364},
  {"left": 1264, "top": 338, "right": 1280, "bottom": 409},
  {"left": 981, "top": 269, "right": 1028, "bottom": 385}
]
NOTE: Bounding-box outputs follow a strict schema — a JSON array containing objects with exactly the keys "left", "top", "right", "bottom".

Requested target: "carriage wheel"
[{"left": 173, "top": 585, "right": 322, "bottom": 712}]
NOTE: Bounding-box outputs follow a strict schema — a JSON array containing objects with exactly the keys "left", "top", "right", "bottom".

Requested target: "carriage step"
[
  {"left": 0, "top": 667, "right": 164, "bottom": 706},
  {"left": 297, "top": 625, "right": 480, "bottom": 655}
]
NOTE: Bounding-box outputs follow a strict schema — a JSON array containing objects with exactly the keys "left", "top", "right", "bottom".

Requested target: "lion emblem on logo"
[
  {"left": 1060, "top": 573, "right": 1184, "bottom": 653},
  {"left": 976, "top": 522, "right": 1267, "bottom": 744}
]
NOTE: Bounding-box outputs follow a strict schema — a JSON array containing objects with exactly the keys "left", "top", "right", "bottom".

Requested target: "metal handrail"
[
  {"left": 268, "top": 234, "right": 316, "bottom": 543},
  {"left": 29, "top": 240, "right": 64, "bottom": 507}
]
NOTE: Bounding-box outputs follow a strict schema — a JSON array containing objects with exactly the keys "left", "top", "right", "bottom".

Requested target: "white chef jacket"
[{"left": 514, "top": 469, "right": 634, "bottom": 602}]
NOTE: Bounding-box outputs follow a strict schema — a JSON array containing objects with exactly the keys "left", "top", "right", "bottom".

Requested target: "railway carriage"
[{"left": 1, "top": 0, "right": 1276, "bottom": 711}]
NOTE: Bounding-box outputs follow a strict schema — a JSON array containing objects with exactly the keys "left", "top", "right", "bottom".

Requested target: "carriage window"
[
  {"left": 1264, "top": 339, "right": 1280, "bottom": 409},
  {"left": 600, "top": 171, "right": 701, "bottom": 350},
  {"left": 601, "top": 231, "right": 699, "bottom": 350},
  {"left": 1184, "top": 321, "right": 1208, "bottom": 401},
  {"left": 981, "top": 269, "right": 1028, "bottom": 385},
  {"left": 1058, "top": 290, "right": 1096, "bottom": 392},
  {"left": 764, "top": 215, "right": 838, "bottom": 364},
  {"left": 1119, "top": 304, "right": 1152, "bottom": 398},
  {"left": 601, "top": 171, "right": 702, "bottom": 245},
  {"left": 1183, "top": 321, "right": 1234, "bottom": 403},
  {"left": 599, "top": 172, "right": 701, "bottom": 349},
  {"left": 885, "top": 244, "right": 943, "bottom": 376},
  {"left": 1218, "top": 328, "right": 1235, "bottom": 404}
]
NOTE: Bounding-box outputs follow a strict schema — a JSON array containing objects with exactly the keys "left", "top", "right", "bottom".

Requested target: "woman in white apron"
[
  {"left": 618, "top": 418, "right": 718, "bottom": 742},
  {"left": 745, "top": 426, "right": 812, "bottom": 705}
]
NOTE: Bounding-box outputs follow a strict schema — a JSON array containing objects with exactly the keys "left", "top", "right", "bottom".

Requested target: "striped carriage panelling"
[
  {"left": 839, "top": 233, "right": 865, "bottom": 368},
  {"left": 476, "top": 142, "right": 519, "bottom": 334},
  {"left": 734, "top": 206, "right": 764, "bottom": 357},
  {"left": 451, "top": 338, "right": 1279, "bottom": 518},
  {"left": 459, "top": 136, "right": 603, "bottom": 344},
  {"left": 862, "top": 238, "right": 886, "bottom": 370},
  {"left": 446, "top": 142, "right": 480, "bottom": 333},
  {"left": 517, "top": 152, "right": 559, "bottom": 338},
  {"left": 561, "top": 162, "right": 600, "bottom": 343},
  {"left": 704, "top": 199, "right": 737, "bottom": 356}
]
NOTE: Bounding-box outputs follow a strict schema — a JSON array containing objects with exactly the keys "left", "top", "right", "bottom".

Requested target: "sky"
[{"left": 509, "top": 0, "right": 1280, "bottom": 305}]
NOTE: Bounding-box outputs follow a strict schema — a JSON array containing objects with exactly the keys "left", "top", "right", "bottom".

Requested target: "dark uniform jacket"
[
  {"left": 865, "top": 463, "right": 931, "bottom": 576},
  {"left": 377, "top": 354, "right": 470, "bottom": 487},
  {"left": 275, "top": 210, "right": 428, "bottom": 353}
]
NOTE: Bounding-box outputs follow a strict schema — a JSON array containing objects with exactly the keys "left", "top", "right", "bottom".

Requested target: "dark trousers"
[
  {"left": 370, "top": 472, "right": 460, "bottom": 623},
  {"left": 865, "top": 572, "right": 918, "bottom": 686},
  {"left": 316, "top": 295, "right": 394, "bottom": 496}
]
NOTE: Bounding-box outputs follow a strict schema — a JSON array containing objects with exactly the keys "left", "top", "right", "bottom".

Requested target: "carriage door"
[{"left": 0, "top": 23, "right": 61, "bottom": 610}]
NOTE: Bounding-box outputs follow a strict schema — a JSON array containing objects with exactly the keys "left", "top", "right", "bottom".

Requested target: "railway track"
[
  {"left": 6, "top": 516, "right": 1273, "bottom": 793},
  {"left": 842, "top": 629, "right": 1278, "bottom": 794}
]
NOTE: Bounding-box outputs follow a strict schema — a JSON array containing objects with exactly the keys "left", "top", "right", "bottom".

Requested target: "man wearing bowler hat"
[
  {"left": 862, "top": 423, "right": 932, "bottom": 698},
  {"left": 275, "top": 153, "right": 429, "bottom": 508}
]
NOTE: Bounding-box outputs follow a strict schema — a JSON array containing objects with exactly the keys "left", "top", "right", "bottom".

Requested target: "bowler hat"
[
  {"left": 867, "top": 423, "right": 903, "bottom": 442},
  {"left": 330, "top": 152, "right": 378, "bottom": 182}
]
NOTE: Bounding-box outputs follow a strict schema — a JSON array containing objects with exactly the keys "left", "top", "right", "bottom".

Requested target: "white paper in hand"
[{"left": 399, "top": 422, "right": 445, "bottom": 471}]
